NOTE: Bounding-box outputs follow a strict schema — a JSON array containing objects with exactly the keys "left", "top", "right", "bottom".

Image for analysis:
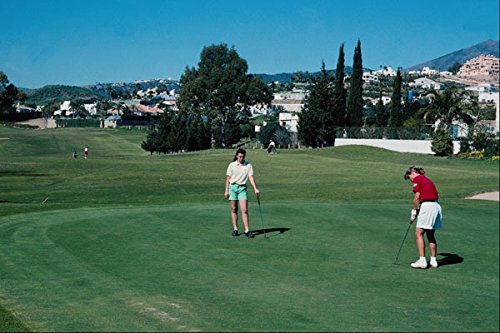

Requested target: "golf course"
[{"left": 0, "top": 125, "right": 498, "bottom": 332}]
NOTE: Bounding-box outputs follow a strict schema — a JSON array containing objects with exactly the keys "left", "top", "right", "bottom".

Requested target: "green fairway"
[{"left": 0, "top": 126, "right": 498, "bottom": 332}]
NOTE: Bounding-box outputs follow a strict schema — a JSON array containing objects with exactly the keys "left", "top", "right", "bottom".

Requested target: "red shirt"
[{"left": 412, "top": 174, "right": 439, "bottom": 202}]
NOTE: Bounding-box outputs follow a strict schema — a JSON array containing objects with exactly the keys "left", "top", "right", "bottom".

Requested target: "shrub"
[
  {"left": 457, "top": 151, "right": 484, "bottom": 159},
  {"left": 431, "top": 128, "right": 453, "bottom": 156},
  {"left": 458, "top": 136, "right": 471, "bottom": 153}
]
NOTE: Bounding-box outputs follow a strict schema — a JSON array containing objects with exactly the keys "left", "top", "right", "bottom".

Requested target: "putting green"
[{"left": 0, "top": 200, "right": 498, "bottom": 331}]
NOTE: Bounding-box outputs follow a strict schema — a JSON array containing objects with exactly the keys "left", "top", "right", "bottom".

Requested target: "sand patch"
[
  {"left": 465, "top": 191, "right": 499, "bottom": 201},
  {"left": 15, "top": 118, "right": 49, "bottom": 129}
]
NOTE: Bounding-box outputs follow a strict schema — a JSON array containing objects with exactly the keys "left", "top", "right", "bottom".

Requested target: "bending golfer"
[
  {"left": 404, "top": 166, "right": 442, "bottom": 269},
  {"left": 225, "top": 148, "right": 260, "bottom": 238}
]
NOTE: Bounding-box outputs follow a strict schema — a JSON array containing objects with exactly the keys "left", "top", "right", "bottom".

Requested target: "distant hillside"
[
  {"left": 405, "top": 39, "right": 499, "bottom": 72},
  {"left": 254, "top": 66, "right": 372, "bottom": 84},
  {"left": 24, "top": 85, "right": 105, "bottom": 106},
  {"left": 84, "top": 79, "right": 180, "bottom": 98},
  {"left": 23, "top": 79, "right": 181, "bottom": 106}
]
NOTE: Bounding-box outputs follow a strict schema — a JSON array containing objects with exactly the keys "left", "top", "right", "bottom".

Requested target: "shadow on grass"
[
  {"left": 0, "top": 170, "right": 49, "bottom": 177},
  {"left": 437, "top": 252, "right": 464, "bottom": 266},
  {"left": 251, "top": 227, "right": 291, "bottom": 238}
]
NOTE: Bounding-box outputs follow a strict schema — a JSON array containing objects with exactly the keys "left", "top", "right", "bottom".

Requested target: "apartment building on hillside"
[{"left": 457, "top": 54, "right": 499, "bottom": 81}]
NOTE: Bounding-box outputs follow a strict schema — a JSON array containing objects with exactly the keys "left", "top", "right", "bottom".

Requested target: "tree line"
[{"left": 0, "top": 72, "right": 27, "bottom": 122}]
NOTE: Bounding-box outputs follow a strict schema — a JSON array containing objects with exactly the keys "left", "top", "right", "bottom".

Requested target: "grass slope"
[{"left": 0, "top": 126, "right": 498, "bottom": 332}]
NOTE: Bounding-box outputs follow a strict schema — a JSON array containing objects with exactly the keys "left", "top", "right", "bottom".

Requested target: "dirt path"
[
  {"left": 15, "top": 118, "right": 49, "bottom": 129},
  {"left": 465, "top": 191, "right": 499, "bottom": 201}
]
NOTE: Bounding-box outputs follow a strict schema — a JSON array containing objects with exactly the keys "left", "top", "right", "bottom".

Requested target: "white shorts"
[{"left": 416, "top": 201, "right": 442, "bottom": 230}]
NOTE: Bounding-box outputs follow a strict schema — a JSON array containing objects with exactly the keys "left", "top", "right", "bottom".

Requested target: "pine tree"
[
  {"left": 298, "top": 103, "right": 319, "bottom": 148},
  {"left": 177, "top": 44, "right": 272, "bottom": 148},
  {"left": 346, "top": 40, "right": 364, "bottom": 127},
  {"left": 389, "top": 69, "right": 403, "bottom": 127},
  {"left": 141, "top": 124, "right": 159, "bottom": 155},
  {"left": 297, "top": 62, "right": 335, "bottom": 147},
  {"left": 317, "top": 62, "right": 336, "bottom": 146},
  {"left": 333, "top": 44, "right": 347, "bottom": 128}
]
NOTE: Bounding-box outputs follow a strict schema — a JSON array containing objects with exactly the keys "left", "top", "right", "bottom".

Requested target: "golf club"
[
  {"left": 256, "top": 194, "right": 268, "bottom": 239},
  {"left": 394, "top": 221, "right": 413, "bottom": 264}
]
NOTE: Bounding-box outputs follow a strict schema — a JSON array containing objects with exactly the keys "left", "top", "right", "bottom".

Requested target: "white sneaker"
[
  {"left": 430, "top": 260, "right": 438, "bottom": 268},
  {"left": 410, "top": 259, "right": 428, "bottom": 269}
]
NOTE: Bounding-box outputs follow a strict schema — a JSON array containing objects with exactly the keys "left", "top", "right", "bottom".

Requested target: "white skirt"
[{"left": 416, "top": 201, "right": 442, "bottom": 230}]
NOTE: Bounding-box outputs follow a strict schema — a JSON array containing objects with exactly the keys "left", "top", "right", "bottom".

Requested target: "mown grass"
[{"left": 0, "top": 125, "right": 498, "bottom": 332}]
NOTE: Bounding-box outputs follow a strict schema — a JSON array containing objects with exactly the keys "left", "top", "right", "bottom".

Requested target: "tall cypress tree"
[
  {"left": 389, "top": 69, "right": 403, "bottom": 127},
  {"left": 346, "top": 40, "right": 364, "bottom": 127},
  {"left": 333, "top": 44, "right": 347, "bottom": 128},
  {"left": 375, "top": 91, "right": 388, "bottom": 127}
]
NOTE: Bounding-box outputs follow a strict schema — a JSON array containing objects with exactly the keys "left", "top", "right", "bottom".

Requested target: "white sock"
[
  {"left": 420, "top": 256, "right": 426, "bottom": 261},
  {"left": 430, "top": 256, "right": 437, "bottom": 262}
]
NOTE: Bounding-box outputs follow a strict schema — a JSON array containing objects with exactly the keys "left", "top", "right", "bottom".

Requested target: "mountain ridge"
[{"left": 404, "top": 39, "right": 499, "bottom": 72}]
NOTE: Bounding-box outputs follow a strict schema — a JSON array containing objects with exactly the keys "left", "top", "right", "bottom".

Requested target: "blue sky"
[{"left": 1, "top": 0, "right": 498, "bottom": 88}]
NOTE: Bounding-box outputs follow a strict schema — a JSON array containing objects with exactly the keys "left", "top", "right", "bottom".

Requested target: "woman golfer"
[
  {"left": 225, "top": 148, "right": 260, "bottom": 238},
  {"left": 404, "top": 166, "right": 442, "bottom": 269}
]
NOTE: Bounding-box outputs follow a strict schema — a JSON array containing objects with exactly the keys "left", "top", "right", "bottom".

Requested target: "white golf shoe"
[
  {"left": 410, "top": 259, "right": 428, "bottom": 269},
  {"left": 430, "top": 260, "right": 438, "bottom": 268}
]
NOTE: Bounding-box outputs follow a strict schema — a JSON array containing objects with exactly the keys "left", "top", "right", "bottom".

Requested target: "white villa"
[
  {"left": 84, "top": 103, "right": 98, "bottom": 116},
  {"left": 279, "top": 112, "right": 299, "bottom": 133},
  {"left": 373, "top": 66, "right": 397, "bottom": 76},
  {"left": 53, "top": 101, "right": 73, "bottom": 117},
  {"left": 362, "top": 72, "right": 379, "bottom": 84},
  {"left": 270, "top": 89, "right": 307, "bottom": 113},
  {"left": 410, "top": 77, "right": 444, "bottom": 90}
]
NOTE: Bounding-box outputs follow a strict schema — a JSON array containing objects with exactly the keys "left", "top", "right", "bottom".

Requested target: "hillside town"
[{"left": 15, "top": 53, "right": 498, "bottom": 142}]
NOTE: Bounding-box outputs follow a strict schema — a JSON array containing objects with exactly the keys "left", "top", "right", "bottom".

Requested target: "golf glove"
[{"left": 410, "top": 209, "right": 418, "bottom": 222}]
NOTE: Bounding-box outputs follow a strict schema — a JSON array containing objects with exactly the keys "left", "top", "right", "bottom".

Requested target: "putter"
[
  {"left": 394, "top": 221, "right": 413, "bottom": 264},
  {"left": 256, "top": 195, "right": 268, "bottom": 239}
]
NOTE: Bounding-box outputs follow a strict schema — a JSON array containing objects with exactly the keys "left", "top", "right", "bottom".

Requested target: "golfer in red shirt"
[{"left": 404, "top": 166, "right": 442, "bottom": 269}]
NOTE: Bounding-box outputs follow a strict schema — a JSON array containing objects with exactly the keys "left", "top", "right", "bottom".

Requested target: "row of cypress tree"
[{"left": 298, "top": 40, "right": 405, "bottom": 148}]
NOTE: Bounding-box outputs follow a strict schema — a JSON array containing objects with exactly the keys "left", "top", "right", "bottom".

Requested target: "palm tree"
[{"left": 419, "top": 87, "right": 476, "bottom": 131}]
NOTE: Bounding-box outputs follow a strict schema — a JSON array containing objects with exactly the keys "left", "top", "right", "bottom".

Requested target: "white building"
[
  {"left": 271, "top": 89, "right": 307, "bottom": 113},
  {"left": 373, "top": 66, "right": 397, "bottom": 76},
  {"left": 273, "top": 89, "right": 307, "bottom": 101},
  {"left": 84, "top": 103, "right": 98, "bottom": 116},
  {"left": 279, "top": 112, "right": 299, "bottom": 133},
  {"left": 249, "top": 103, "right": 271, "bottom": 117},
  {"left": 53, "top": 100, "right": 73, "bottom": 117},
  {"left": 465, "top": 83, "right": 497, "bottom": 94},
  {"left": 421, "top": 67, "right": 438, "bottom": 75},
  {"left": 15, "top": 104, "right": 36, "bottom": 113},
  {"left": 362, "top": 72, "right": 379, "bottom": 83},
  {"left": 478, "top": 91, "right": 499, "bottom": 104},
  {"left": 271, "top": 100, "right": 304, "bottom": 113},
  {"left": 410, "top": 78, "right": 444, "bottom": 91}
]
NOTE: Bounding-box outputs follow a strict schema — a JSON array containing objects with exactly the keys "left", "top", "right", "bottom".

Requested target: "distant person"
[
  {"left": 84, "top": 146, "right": 89, "bottom": 159},
  {"left": 268, "top": 139, "right": 276, "bottom": 154},
  {"left": 404, "top": 166, "right": 442, "bottom": 269},
  {"left": 225, "top": 148, "right": 260, "bottom": 238}
]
